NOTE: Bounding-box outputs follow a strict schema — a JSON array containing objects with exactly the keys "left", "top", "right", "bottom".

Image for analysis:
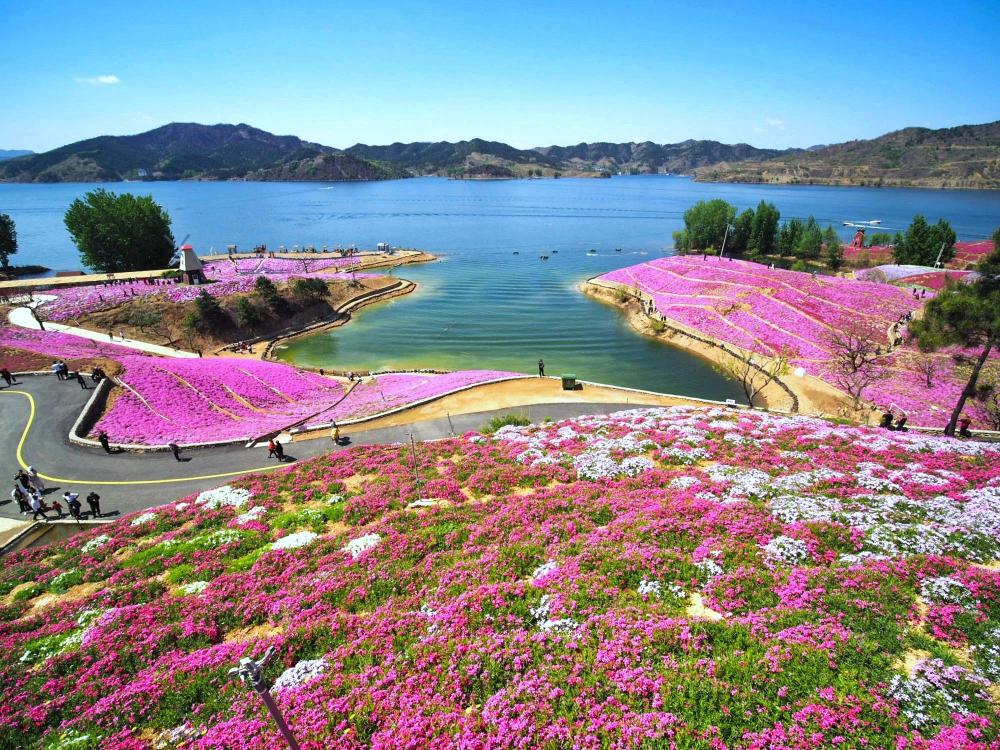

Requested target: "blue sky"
[{"left": 2, "top": 0, "right": 998, "bottom": 152}]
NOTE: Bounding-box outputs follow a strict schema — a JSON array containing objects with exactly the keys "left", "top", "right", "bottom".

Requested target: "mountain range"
[
  {"left": 697, "top": 121, "right": 1000, "bottom": 189},
  {"left": 1, "top": 120, "right": 997, "bottom": 188}
]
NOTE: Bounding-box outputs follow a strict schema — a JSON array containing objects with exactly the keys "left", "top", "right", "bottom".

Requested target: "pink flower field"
[
  {"left": 597, "top": 256, "right": 997, "bottom": 428},
  {"left": 36, "top": 258, "right": 373, "bottom": 322},
  {"left": 1, "top": 406, "right": 998, "bottom": 749},
  {"left": 0, "top": 327, "right": 525, "bottom": 444}
]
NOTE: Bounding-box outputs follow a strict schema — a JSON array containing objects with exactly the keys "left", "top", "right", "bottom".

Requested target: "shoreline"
[{"left": 581, "top": 279, "right": 864, "bottom": 422}]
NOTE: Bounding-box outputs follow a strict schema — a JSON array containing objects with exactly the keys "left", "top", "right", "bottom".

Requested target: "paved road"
[
  {"left": 0, "top": 376, "right": 661, "bottom": 518},
  {"left": 7, "top": 298, "right": 198, "bottom": 358}
]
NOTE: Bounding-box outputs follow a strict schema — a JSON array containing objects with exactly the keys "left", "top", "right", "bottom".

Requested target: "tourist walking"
[
  {"left": 52, "top": 361, "right": 64, "bottom": 380},
  {"left": 1, "top": 368, "right": 15, "bottom": 386},
  {"left": 168, "top": 443, "right": 183, "bottom": 462},
  {"left": 75, "top": 372, "right": 89, "bottom": 389},
  {"left": 958, "top": 418, "right": 973, "bottom": 438},
  {"left": 274, "top": 441, "right": 285, "bottom": 461},
  {"left": 98, "top": 432, "right": 112, "bottom": 454},
  {"left": 30, "top": 491, "right": 49, "bottom": 521},
  {"left": 538, "top": 359, "right": 545, "bottom": 377},
  {"left": 15, "top": 469, "right": 30, "bottom": 491},
  {"left": 267, "top": 439, "right": 280, "bottom": 459},
  {"left": 11, "top": 484, "right": 30, "bottom": 513},
  {"left": 26, "top": 466, "right": 44, "bottom": 492},
  {"left": 65, "top": 492, "right": 82, "bottom": 520},
  {"left": 331, "top": 423, "right": 341, "bottom": 444},
  {"left": 86, "top": 491, "right": 101, "bottom": 518}
]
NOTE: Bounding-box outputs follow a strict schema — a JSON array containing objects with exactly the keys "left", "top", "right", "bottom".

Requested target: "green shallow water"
[{"left": 274, "top": 254, "right": 743, "bottom": 400}]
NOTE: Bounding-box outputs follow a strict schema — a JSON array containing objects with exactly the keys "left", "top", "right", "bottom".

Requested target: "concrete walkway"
[
  {"left": 7, "top": 297, "right": 198, "bottom": 358},
  {"left": 0, "top": 376, "right": 667, "bottom": 519}
]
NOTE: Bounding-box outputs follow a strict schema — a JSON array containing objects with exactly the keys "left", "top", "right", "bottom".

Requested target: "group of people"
[
  {"left": 878, "top": 411, "right": 909, "bottom": 431},
  {"left": 10, "top": 466, "right": 102, "bottom": 521},
  {"left": 911, "top": 287, "right": 928, "bottom": 299},
  {"left": 51, "top": 360, "right": 90, "bottom": 389}
]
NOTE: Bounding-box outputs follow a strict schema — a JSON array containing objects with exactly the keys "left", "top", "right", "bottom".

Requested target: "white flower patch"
[
  {"left": 80, "top": 535, "right": 110, "bottom": 554},
  {"left": 235, "top": 506, "right": 267, "bottom": 524},
  {"left": 660, "top": 446, "right": 708, "bottom": 465},
  {"left": 273, "top": 658, "right": 327, "bottom": 692},
  {"left": 771, "top": 468, "right": 844, "bottom": 492},
  {"left": 637, "top": 579, "right": 661, "bottom": 597},
  {"left": 272, "top": 531, "right": 319, "bottom": 551},
  {"left": 573, "top": 451, "right": 653, "bottom": 481},
  {"left": 770, "top": 494, "right": 842, "bottom": 524},
  {"left": 763, "top": 535, "right": 809, "bottom": 565},
  {"left": 920, "top": 576, "right": 972, "bottom": 607},
  {"left": 199, "top": 529, "right": 243, "bottom": 548},
  {"left": 531, "top": 560, "right": 559, "bottom": 582},
  {"left": 668, "top": 475, "right": 700, "bottom": 490},
  {"left": 407, "top": 498, "right": 443, "bottom": 508},
  {"left": 50, "top": 571, "right": 78, "bottom": 589},
  {"left": 174, "top": 502, "right": 190, "bottom": 511},
  {"left": 342, "top": 533, "right": 381, "bottom": 559},
  {"left": 695, "top": 558, "right": 725, "bottom": 580},
  {"left": 887, "top": 659, "right": 990, "bottom": 728},
  {"left": 530, "top": 594, "right": 579, "bottom": 634},
  {"left": 970, "top": 628, "right": 1000, "bottom": 681},
  {"left": 178, "top": 581, "right": 209, "bottom": 595},
  {"left": 706, "top": 465, "right": 771, "bottom": 501},
  {"left": 195, "top": 486, "right": 251, "bottom": 510},
  {"left": 129, "top": 512, "right": 157, "bottom": 527},
  {"left": 838, "top": 551, "right": 890, "bottom": 564},
  {"left": 326, "top": 494, "right": 345, "bottom": 504}
]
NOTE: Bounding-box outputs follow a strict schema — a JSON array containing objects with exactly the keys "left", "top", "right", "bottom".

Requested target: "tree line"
[{"left": 672, "top": 198, "right": 960, "bottom": 269}]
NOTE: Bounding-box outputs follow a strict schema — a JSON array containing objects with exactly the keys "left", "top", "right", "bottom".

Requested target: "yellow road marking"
[{"left": 1, "top": 391, "right": 284, "bottom": 485}]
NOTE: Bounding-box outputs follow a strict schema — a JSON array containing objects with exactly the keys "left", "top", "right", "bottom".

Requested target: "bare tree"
[
  {"left": 826, "top": 322, "right": 889, "bottom": 409},
  {"left": 914, "top": 355, "right": 940, "bottom": 388},
  {"left": 714, "top": 345, "right": 790, "bottom": 407}
]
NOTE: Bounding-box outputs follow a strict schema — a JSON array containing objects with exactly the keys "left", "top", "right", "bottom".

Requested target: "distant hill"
[
  {"left": 346, "top": 139, "right": 564, "bottom": 176},
  {"left": 0, "top": 123, "right": 405, "bottom": 183},
  {"left": 346, "top": 138, "right": 794, "bottom": 176},
  {"left": 536, "top": 140, "right": 794, "bottom": 174},
  {"left": 0, "top": 149, "right": 33, "bottom": 161},
  {"left": 697, "top": 121, "right": 1000, "bottom": 189}
]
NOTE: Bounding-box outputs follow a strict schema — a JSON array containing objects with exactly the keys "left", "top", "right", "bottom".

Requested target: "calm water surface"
[{"left": 3, "top": 177, "right": 997, "bottom": 397}]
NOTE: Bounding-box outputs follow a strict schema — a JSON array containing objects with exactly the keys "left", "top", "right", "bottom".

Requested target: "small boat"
[
  {"left": 615, "top": 248, "right": 623, "bottom": 252},
  {"left": 513, "top": 251, "right": 519, "bottom": 255},
  {"left": 552, "top": 250, "right": 558, "bottom": 254},
  {"left": 540, "top": 255, "right": 550, "bottom": 260}
]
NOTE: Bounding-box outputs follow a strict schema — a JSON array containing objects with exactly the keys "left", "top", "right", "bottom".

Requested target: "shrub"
[{"left": 481, "top": 413, "right": 531, "bottom": 434}]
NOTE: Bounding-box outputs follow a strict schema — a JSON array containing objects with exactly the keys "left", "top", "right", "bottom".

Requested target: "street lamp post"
[
  {"left": 228, "top": 647, "right": 302, "bottom": 750},
  {"left": 719, "top": 223, "right": 733, "bottom": 259}
]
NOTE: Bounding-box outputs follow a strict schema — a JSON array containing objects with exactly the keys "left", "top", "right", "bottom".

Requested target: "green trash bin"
[{"left": 561, "top": 374, "right": 577, "bottom": 391}]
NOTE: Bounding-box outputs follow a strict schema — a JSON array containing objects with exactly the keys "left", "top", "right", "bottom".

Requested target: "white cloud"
[
  {"left": 75, "top": 75, "right": 121, "bottom": 86},
  {"left": 764, "top": 117, "right": 785, "bottom": 129}
]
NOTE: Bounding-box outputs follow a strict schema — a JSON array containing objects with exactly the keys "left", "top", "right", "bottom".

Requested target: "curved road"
[{"left": 1, "top": 376, "right": 660, "bottom": 518}]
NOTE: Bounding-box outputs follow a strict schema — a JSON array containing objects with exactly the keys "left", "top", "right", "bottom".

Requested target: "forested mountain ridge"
[{"left": 696, "top": 120, "right": 1000, "bottom": 189}]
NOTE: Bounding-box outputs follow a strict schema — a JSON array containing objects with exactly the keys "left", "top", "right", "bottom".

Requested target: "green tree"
[
  {"left": 185, "top": 289, "right": 226, "bottom": 333},
  {"left": 777, "top": 218, "right": 803, "bottom": 257},
  {"left": 910, "top": 242, "right": 1000, "bottom": 435},
  {"left": 254, "top": 275, "right": 288, "bottom": 313},
  {"left": 291, "top": 277, "right": 330, "bottom": 299},
  {"left": 892, "top": 215, "right": 956, "bottom": 266},
  {"left": 127, "top": 305, "right": 162, "bottom": 334},
  {"left": 865, "top": 231, "right": 894, "bottom": 247},
  {"left": 673, "top": 199, "right": 736, "bottom": 253},
  {"left": 236, "top": 297, "right": 263, "bottom": 327},
  {"left": 730, "top": 208, "right": 755, "bottom": 255},
  {"left": 747, "top": 201, "right": 780, "bottom": 256},
  {"left": 64, "top": 189, "right": 175, "bottom": 273},
  {"left": 796, "top": 217, "right": 822, "bottom": 260},
  {"left": 822, "top": 226, "right": 844, "bottom": 270},
  {"left": 0, "top": 212, "right": 17, "bottom": 271}
]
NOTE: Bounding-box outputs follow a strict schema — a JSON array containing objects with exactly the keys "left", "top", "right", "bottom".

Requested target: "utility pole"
[
  {"left": 229, "top": 647, "right": 302, "bottom": 750},
  {"left": 934, "top": 242, "right": 947, "bottom": 268},
  {"left": 719, "top": 223, "right": 731, "bottom": 259}
]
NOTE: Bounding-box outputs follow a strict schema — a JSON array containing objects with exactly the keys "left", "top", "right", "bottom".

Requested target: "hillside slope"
[
  {"left": 697, "top": 120, "right": 1000, "bottom": 188},
  {"left": 0, "top": 123, "right": 404, "bottom": 183}
]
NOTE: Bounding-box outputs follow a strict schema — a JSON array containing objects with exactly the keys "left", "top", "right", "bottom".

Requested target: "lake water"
[{"left": 2, "top": 177, "right": 997, "bottom": 398}]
